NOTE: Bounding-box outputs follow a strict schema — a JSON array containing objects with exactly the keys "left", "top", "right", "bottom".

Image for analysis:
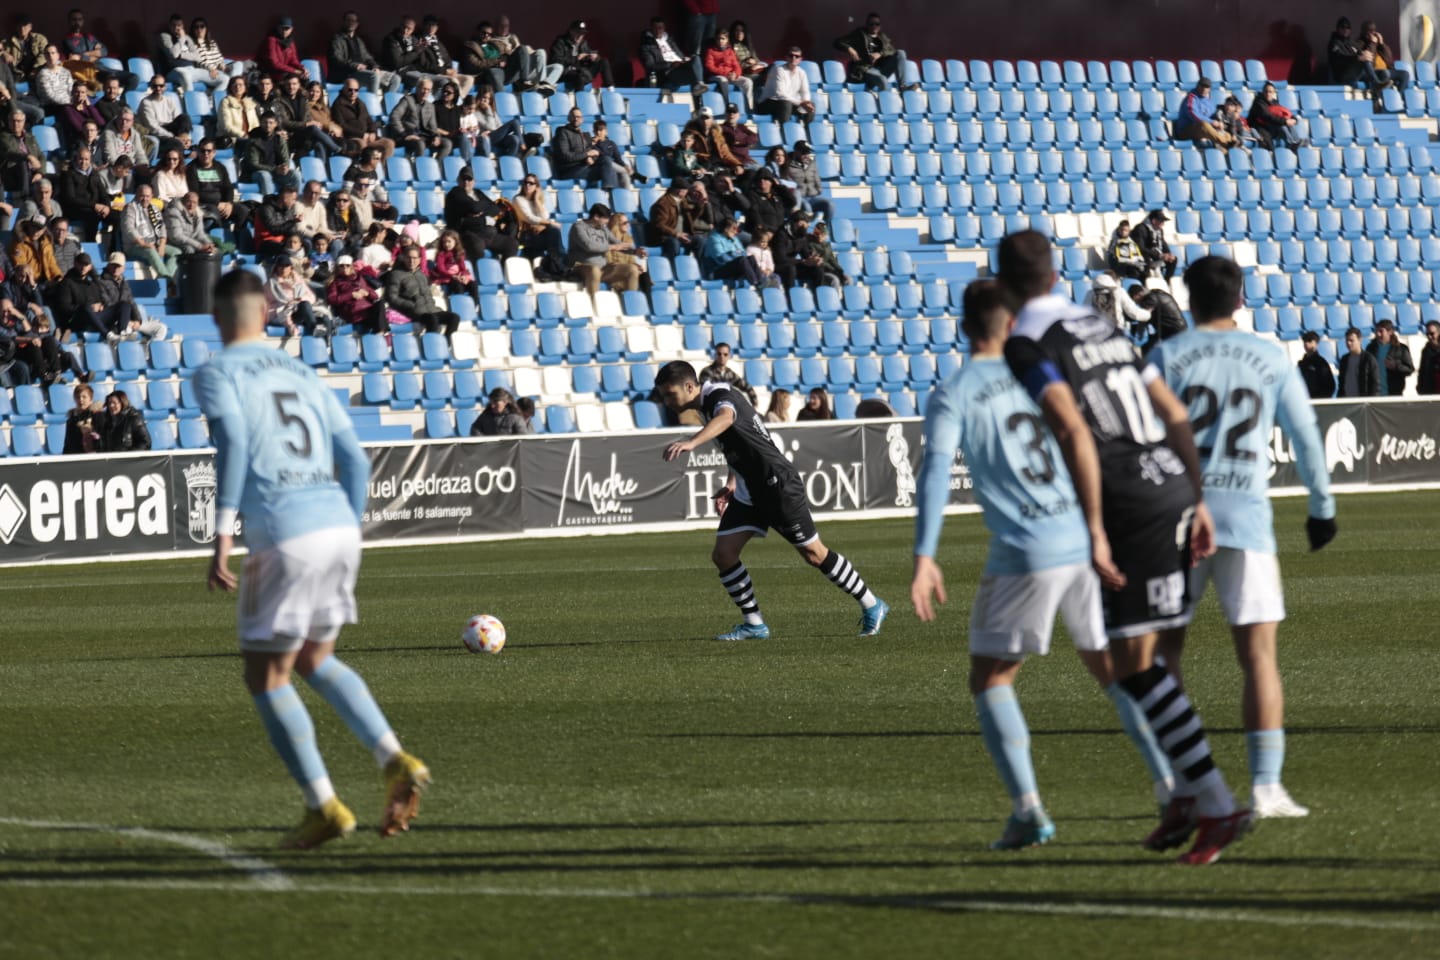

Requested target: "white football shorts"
[
  {"left": 1190, "top": 547, "right": 1285, "bottom": 627},
  {"left": 238, "top": 526, "right": 361, "bottom": 651},
  {"left": 969, "top": 562, "right": 1107, "bottom": 659}
]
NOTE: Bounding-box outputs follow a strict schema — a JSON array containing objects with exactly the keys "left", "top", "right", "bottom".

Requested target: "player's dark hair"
[
  {"left": 995, "top": 230, "right": 1055, "bottom": 304},
  {"left": 960, "top": 279, "right": 1011, "bottom": 343},
  {"left": 1183, "top": 255, "right": 1243, "bottom": 323},
  {"left": 655, "top": 360, "right": 699, "bottom": 389}
]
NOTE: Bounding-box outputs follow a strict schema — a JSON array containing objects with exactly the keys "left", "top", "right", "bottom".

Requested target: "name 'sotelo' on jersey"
[
  {"left": 1071, "top": 336, "right": 1141, "bottom": 372},
  {"left": 1161, "top": 340, "right": 1281, "bottom": 387}
]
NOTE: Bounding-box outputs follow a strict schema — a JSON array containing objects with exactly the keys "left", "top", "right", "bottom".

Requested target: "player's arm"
[
  {"left": 912, "top": 383, "right": 961, "bottom": 621},
  {"left": 1275, "top": 369, "right": 1338, "bottom": 550},
  {"left": 194, "top": 369, "right": 248, "bottom": 593},
  {"left": 1036, "top": 382, "right": 1124, "bottom": 590},
  {"left": 1145, "top": 373, "right": 1216, "bottom": 562},
  {"left": 663, "top": 404, "right": 735, "bottom": 461}
]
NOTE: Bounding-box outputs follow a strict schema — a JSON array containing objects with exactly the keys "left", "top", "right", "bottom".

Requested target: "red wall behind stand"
[{"left": 35, "top": 1, "right": 1399, "bottom": 87}]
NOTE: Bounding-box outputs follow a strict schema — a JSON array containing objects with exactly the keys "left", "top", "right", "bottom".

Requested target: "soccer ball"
[{"left": 462, "top": 614, "right": 506, "bottom": 655}]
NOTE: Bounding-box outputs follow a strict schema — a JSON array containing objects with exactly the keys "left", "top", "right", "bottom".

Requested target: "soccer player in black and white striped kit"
[{"left": 657, "top": 360, "right": 889, "bottom": 640}]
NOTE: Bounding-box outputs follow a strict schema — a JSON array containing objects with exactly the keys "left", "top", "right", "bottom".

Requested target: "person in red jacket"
[
  {"left": 260, "top": 18, "right": 309, "bottom": 84},
  {"left": 1245, "top": 82, "right": 1308, "bottom": 151},
  {"left": 683, "top": 0, "right": 720, "bottom": 58},
  {"left": 703, "top": 30, "right": 752, "bottom": 110}
]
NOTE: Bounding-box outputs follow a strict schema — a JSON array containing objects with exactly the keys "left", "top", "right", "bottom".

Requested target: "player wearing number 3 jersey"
[
  {"left": 1147, "top": 256, "right": 1337, "bottom": 820},
  {"left": 997, "top": 230, "right": 1251, "bottom": 865},
  {"left": 196, "top": 270, "right": 430, "bottom": 851}
]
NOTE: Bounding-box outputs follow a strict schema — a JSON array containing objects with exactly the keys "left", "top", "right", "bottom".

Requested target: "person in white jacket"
[{"left": 1086, "top": 270, "right": 1151, "bottom": 340}]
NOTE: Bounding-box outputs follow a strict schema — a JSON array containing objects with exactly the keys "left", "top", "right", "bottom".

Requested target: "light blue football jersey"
[
  {"left": 915, "top": 357, "right": 1090, "bottom": 575},
  {"left": 195, "top": 341, "right": 370, "bottom": 550},
  {"left": 1146, "top": 328, "right": 1334, "bottom": 554}
]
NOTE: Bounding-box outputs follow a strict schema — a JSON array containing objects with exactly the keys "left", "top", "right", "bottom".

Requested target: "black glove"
[{"left": 1306, "top": 516, "right": 1337, "bottom": 552}]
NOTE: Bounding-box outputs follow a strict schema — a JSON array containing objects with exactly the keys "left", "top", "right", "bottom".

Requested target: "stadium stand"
[{"left": 4, "top": 51, "right": 1438, "bottom": 456}]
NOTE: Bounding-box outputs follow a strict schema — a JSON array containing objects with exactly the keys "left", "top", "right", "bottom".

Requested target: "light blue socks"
[
  {"left": 1107, "top": 682, "right": 1175, "bottom": 796},
  {"left": 1247, "top": 729, "right": 1285, "bottom": 786},
  {"left": 304, "top": 656, "right": 401, "bottom": 767},
  {"left": 975, "top": 685, "right": 1040, "bottom": 815},
  {"left": 253, "top": 684, "right": 333, "bottom": 808}
]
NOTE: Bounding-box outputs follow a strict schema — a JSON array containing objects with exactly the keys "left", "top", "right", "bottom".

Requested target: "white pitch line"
[
  {"left": 0, "top": 817, "right": 292, "bottom": 891},
  {"left": 0, "top": 874, "right": 1433, "bottom": 933}
]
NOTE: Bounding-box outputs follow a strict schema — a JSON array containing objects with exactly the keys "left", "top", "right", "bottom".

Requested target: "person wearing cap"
[
  {"left": 444, "top": 166, "right": 517, "bottom": 261},
  {"left": 700, "top": 216, "right": 762, "bottom": 287},
  {"left": 53, "top": 251, "right": 112, "bottom": 339},
  {"left": 260, "top": 17, "right": 308, "bottom": 83},
  {"left": 1132, "top": 210, "right": 1177, "bottom": 281},
  {"left": 1297, "top": 331, "right": 1336, "bottom": 400},
  {"left": 833, "top": 12, "right": 916, "bottom": 92},
  {"left": 649, "top": 179, "right": 696, "bottom": 259},
  {"left": 702, "top": 30, "right": 752, "bottom": 111},
  {"left": 330, "top": 11, "right": 402, "bottom": 94},
  {"left": 1173, "top": 78, "right": 1234, "bottom": 149},
  {"left": 771, "top": 210, "right": 826, "bottom": 289},
  {"left": 550, "top": 20, "right": 615, "bottom": 89},
  {"left": 686, "top": 106, "right": 743, "bottom": 175},
  {"left": 1366, "top": 319, "right": 1415, "bottom": 396},
  {"left": 4, "top": 16, "right": 49, "bottom": 81},
  {"left": 720, "top": 103, "right": 759, "bottom": 167},
  {"left": 756, "top": 47, "right": 815, "bottom": 130},
  {"left": 782, "top": 140, "right": 832, "bottom": 224},
  {"left": 120, "top": 183, "right": 180, "bottom": 285},
  {"left": 326, "top": 254, "right": 384, "bottom": 333},
  {"left": 1328, "top": 17, "right": 1363, "bottom": 86},
  {"left": 640, "top": 17, "right": 709, "bottom": 99},
  {"left": 568, "top": 203, "right": 639, "bottom": 296},
  {"left": 97, "top": 251, "right": 168, "bottom": 342}
]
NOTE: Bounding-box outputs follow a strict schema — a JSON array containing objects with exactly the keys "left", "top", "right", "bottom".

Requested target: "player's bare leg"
[
  {"left": 970, "top": 656, "right": 1055, "bottom": 849},
  {"left": 713, "top": 530, "right": 769, "bottom": 640}
]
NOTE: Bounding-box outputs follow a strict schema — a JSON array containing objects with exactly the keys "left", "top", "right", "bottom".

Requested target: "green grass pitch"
[{"left": 2, "top": 492, "right": 1437, "bottom": 958}]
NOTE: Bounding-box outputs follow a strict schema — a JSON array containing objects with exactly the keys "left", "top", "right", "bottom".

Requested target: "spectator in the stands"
[
  {"left": 17, "top": 176, "right": 62, "bottom": 229},
  {"left": 515, "top": 396, "right": 536, "bottom": 432},
  {"left": 60, "top": 10, "right": 108, "bottom": 85},
  {"left": 92, "top": 75, "right": 125, "bottom": 128},
  {"left": 685, "top": 180, "right": 717, "bottom": 247},
  {"left": 139, "top": 76, "right": 192, "bottom": 152},
  {"left": 1106, "top": 220, "right": 1147, "bottom": 280},
  {"left": 711, "top": 170, "right": 751, "bottom": 223},
  {"left": 277, "top": 74, "right": 341, "bottom": 161},
  {"left": 550, "top": 20, "right": 615, "bottom": 90},
  {"left": 569, "top": 203, "right": 640, "bottom": 297},
  {"left": 727, "top": 22, "right": 768, "bottom": 79},
  {"left": 53, "top": 252, "right": 118, "bottom": 339},
  {"left": 1337, "top": 326, "right": 1380, "bottom": 397},
  {"left": 686, "top": 106, "right": 743, "bottom": 176},
  {"left": 326, "top": 254, "right": 383, "bottom": 332},
  {"left": 745, "top": 227, "right": 777, "bottom": 287},
  {"left": 593, "top": 120, "right": 637, "bottom": 186},
  {"left": 490, "top": 15, "right": 559, "bottom": 92},
  {"left": 58, "top": 146, "right": 108, "bottom": 240},
  {"left": 471, "top": 387, "right": 528, "bottom": 436},
  {"left": 1215, "top": 97, "right": 1257, "bottom": 148},
  {"left": 834, "top": 12, "right": 915, "bottom": 91},
  {"left": 387, "top": 243, "right": 461, "bottom": 339},
  {"left": 420, "top": 16, "right": 474, "bottom": 96},
  {"left": 1298, "top": 330, "right": 1336, "bottom": 399},
  {"left": 349, "top": 170, "right": 397, "bottom": 229},
  {"left": 1418, "top": 321, "right": 1440, "bottom": 395},
  {"left": 764, "top": 388, "right": 792, "bottom": 424},
  {"left": 103, "top": 112, "right": 156, "bottom": 178},
  {"left": 649, "top": 178, "right": 695, "bottom": 259},
  {"left": 606, "top": 212, "right": 649, "bottom": 292},
  {"left": 63, "top": 382, "right": 103, "bottom": 453},
  {"left": 511, "top": 173, "right": 564, "bottom": 261},
  {"left": 772, "top": 210, "right": 828, "bottom": 289},
  {"left": 330, "top": 11, "right": 402, "bottom": 94},
  {"left": 1328, "top": 18, "right": 1372, "bottom": 89},
  {"left": 444, "top": 166, "right": 517, "bottom": 261},
  {"left": 698, "top": 341, "right": 758, "bottom": 403},
  {"left": 389, "top": 78, "right": 453, "bottom": 159},
  {"left": 640, "top": 18, "right": 709, "bottom": 97},
  {"left": 1132, "top": 209, "right": 1177, "bottom": 281},
  {"left": 150, "top": 147, "right": 190, "bottom": 204},
  {"left": 432, "top": 81, "right": 468, "bottom": 159},
  {"left": 35, "top": 45, "right": 76, "bottom": 117},
  {"left": 324, "top": 188, "right": 365, "bottom": 254},
  {"left": 700, "top": 216, "right": 762, "bottom": 286},
  {"left": 217, "top": 75, "right": 260, "bottom": 146},
  {"left": 783, "top": 141, "right": 832, "bottom": 224},
  {"left": 191, "top": 19, "right": 252, "bottom": 88},
  {"left": 331, "top": 78, "right": 396, "bottom": 160},
  {"left": 702, "top": 30, "right": 752, "bottom": 110},
  {"left": 99, "top": 390, "right": 151, "bottom": 452},
  {"left": 463, "top": 21, "right": 513, "bottom": 93},
  {"left": 430, "top": 229, "right": 479, "bottom": 300},
  {"left": 157, "top": 15, "right": 225, "bottom": 93},
  {"left": 1359, "top": 21, "right": 1408, "bottom": 91},
  {"left": 259, "top": 17, "right": 308, "bottom": 84},
  {"left": 9, "top": 216, "right": 61, "bottom": 283},
  {"left": 166, "top": 190, "right": 232, "bottom": 257},
  {"left": 49, "top": 218, "right": 81, "bottom": 277},
  {"left": 120, "top": 183, "right": 179, "bottom": 286},
  {"left": 757, "top": 47, "right": 816, "bottom": 129},
  {"left": 4, "top": 16, "right": 48, "bottom": 81},
  {"left": 796, "top": 386, "right": 833, "bottom": 421},
  {"left": 1087, "top": 270, "right": 1150, "bottom": 335},
  {"left": 57, "top": 81, "right": 103, "bottom": 149},
  {"left": 1131, "top": 280, "right": 1186, "bottom": 353},
  {"left": 0, "top": 263, "right": 62, "bottom": 384},
  {"left": 266, "top": 255, "right": 324, "bottom": 338},
  {"left": 244, "top": 112, "right": 299, "bottom": 195},
  {"left": 809, "top": 221, "right": 849, "bottom": 286},
  {"left": 254, "top": 183, "right": 302, "bottom": 258},
  {"left": 73, "top": 118, "right": 102, "bottom": 162},
  {"left": 382, "top": 15, "right": 428, "bottom": 88},
  {"left": 1247, "top": 82, "right": 1308, "bottom": 151},
  {"left": 187, "top": 138, "right": 250, "bottom": 236},
  {"left": 0, "top": 54, "right": 45, "bottom": 126},
  {"left": 100, "top": 250, "right": 168, "bottom": 337},
  {"left": 303, "top": 80, "right": 348, "bottom": 159},
  {"left": 464, "top": 87, "right": 520, "bottom": 158},
  {"left": 744, "top": 168, "right": 793, "bottom": 238},
  {"left": 552, "top": 107, "right": 624, "bottom": 187},
  {"left": 1367, "top": 318, "right": 1414, "bottom": 396},
  {"left": 1173, "top": 77, "right": 1235, "bottom": 149},
  {"left": 99, "top": 154, "right": 135, "bottom": 203},
  {"left": 671, "top": 128, "right": 710, "bottom": 180}
]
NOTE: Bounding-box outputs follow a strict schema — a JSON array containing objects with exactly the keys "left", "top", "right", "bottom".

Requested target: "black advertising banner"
[
  {"left": 861, "top": 419, "right": 920, "bottom": 511},
  {"left": 1365, "top": 403, "right": 1440, "bottom": 486},
  {"left": 0, "top": 454, "right": 177, "bottom": 562},
  {"left": 766, "top": 422, "right": 867, "bottom": 517},
  {"left": 1269, "top": 402, "right": 1369, "bottom": 489},
  {"left": 363, "top": 440, "right": 523, "bottom": 539},
  {"left": 521, "top": 433, "right": 687, "bottom": 530}
]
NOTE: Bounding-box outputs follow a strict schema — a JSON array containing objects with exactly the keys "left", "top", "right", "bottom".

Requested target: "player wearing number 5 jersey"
[
  {"left": 911, "top": 281, "right": 1175, "bottom": 850},
  {"left": 997, "top": 230, "right": 1251, "bottom": 865},
  {"left": 196, "top": 269, "right": 430, "bottom": 851},
  {"left": 1146, "top": 256, "right": 1337, "bottom": 820}
]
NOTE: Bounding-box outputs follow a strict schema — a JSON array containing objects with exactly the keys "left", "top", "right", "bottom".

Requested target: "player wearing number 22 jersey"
[
  {"left": 996, "top": 230, "right": 1249, "bottom": 865},
  {"left": 196, "top": 270, "right": 429, "bottom": 852},
  {"left": 1146, "top": 256, "right": 1337, "bottom": 820}
]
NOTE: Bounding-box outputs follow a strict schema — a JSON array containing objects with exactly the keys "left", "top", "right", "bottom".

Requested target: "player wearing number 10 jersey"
[
  {"left": 1147, "top": 256, "right": 1337, "bottom": 820},
  {"left": 997, "top": 230, "right": 1251, "bottom": 865},
  {"left": 196, "top": 270, "right": 430, "bottom": 851}
]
